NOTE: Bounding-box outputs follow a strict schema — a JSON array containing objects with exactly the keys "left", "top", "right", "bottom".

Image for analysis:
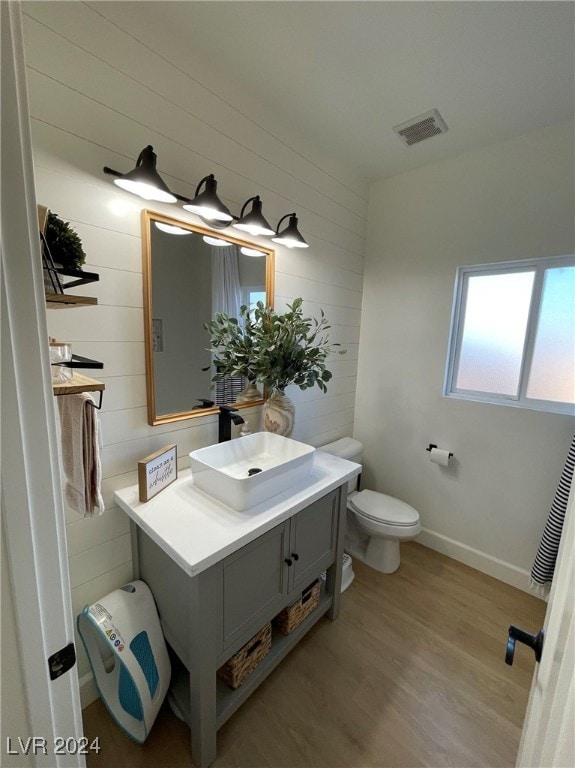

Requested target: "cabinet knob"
[
  {"left": 284, "top": 557, "right": 293, "bottom": 567},
  {"left": 291, "top": 553, "right": 299, "bottom": 561}
]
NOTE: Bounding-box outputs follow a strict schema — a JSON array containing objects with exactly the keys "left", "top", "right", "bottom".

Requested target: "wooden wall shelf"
[
  {"left": 46, "top": 293, "right": 98, "bottom": 308},
  {"left": 52, "top": 372, "right": 105, "bottom": 397}
]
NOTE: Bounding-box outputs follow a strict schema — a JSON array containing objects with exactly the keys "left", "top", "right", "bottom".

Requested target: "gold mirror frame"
[{"left": 142, "top": 209, "right": 275, "bottom": 425}]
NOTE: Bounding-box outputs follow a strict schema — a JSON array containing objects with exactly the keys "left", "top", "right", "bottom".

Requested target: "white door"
[
  {"left": 2, "top": 3, "right": 85, "bottom": 765},
  {"left": 515, "top": 486, "right": 574, "bottom": 767}
]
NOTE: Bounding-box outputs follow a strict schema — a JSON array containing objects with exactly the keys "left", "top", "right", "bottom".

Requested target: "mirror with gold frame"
[{"left": 142, "top": 210, "right": 275, "bottom": 425}]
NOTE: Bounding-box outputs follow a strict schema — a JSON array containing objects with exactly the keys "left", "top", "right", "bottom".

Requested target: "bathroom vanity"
[{"left": 115, "top": 449, "right": 360, "bottom": 767}]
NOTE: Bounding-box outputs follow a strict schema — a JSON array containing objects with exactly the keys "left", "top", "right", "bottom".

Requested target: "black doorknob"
[
  {"left": 505, "top": 625, "right": 544, "bottom": 665},
  {"left": 291, "top": 553, "right": 299, "bottom": 561},
  {"left": 284, "top": 557, "right": 293, "bottom": 567}
]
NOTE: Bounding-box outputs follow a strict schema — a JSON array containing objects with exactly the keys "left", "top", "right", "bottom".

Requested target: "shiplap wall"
[{"left": 22, "top": 2, "right": 367, "bottom": 697}]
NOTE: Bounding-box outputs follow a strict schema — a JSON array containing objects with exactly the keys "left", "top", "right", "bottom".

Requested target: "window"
[
  {"left": 444, "top": 256, "right": 575, "bottom": 415},
  {"left": 241, "top": 287, "right": 266, "bottom": 319}
]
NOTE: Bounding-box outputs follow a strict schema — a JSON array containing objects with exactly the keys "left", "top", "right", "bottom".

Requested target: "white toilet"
[{"left": 320, "top": 437, "right": 421, "bottom": 574}]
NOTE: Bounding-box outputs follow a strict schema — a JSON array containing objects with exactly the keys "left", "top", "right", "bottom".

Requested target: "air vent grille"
[{"left": 393, "top": 109, "right": 448, "bottom": 146}]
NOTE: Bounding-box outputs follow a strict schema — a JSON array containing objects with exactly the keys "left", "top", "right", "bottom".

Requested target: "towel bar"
[
  {"left": 87, "top": 390, "right": 103, "bottom": 410},
  {"left": 54, "top": 389, "right": 103, "bottom": 410}
]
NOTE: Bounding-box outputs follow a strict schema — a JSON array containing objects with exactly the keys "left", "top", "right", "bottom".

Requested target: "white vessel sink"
[{"left": 189, "top": 432, "right": 316, "bottom": 511}]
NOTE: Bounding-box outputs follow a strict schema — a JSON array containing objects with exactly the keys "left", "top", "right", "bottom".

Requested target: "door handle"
[{"left": 505, "top": 625, "right": 544, "bottom": 665}]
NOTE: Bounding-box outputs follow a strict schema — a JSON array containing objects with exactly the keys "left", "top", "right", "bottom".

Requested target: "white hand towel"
[{"left": 57, "top": 393, "right": 104, "bottom": 517}]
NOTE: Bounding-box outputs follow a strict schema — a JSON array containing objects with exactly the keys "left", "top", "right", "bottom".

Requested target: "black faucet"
[
  {"left": 192, "top": 398, "right": 215, "bottom": 410},
  {"left": 218, "top": 405, "right": 245, "bottom": 442}
]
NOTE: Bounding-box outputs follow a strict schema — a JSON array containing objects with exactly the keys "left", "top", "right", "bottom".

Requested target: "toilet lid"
[{"left": 349, "top": 490, "right": 419, "bottom": 526}]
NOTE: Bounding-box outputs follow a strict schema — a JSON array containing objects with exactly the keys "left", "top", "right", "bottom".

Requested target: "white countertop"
[{"left": 114, "top": 451, "right": 360, "bottom": 577}]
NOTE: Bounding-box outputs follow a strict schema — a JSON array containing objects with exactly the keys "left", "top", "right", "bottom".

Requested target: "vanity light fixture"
[
  {"left": 183, "top": 174, "right": 233, "bottom": 223},
  {"left": 154, "top": 222, "right": 192, "bottom": 235},
  {"left": 104, "top": 145, "right": 177, "bottom": 204},
  {"left": 271, "top": 213, "right": 309, "bottom": 249},
  {"left": 233, "top": 196, "right": 275, "bottom": 237},
  {"left": 203, "top": 235, "right": 232, "bottom": 247},
  {"left": 104, "top": 149, "right": 310, "bottom": 246}
]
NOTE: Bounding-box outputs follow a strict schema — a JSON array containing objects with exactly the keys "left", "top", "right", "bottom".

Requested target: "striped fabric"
[
  {"left": 214, "top": 376, "right": 246, "bottom": 405},
  {"left": 530, "top": 434, "right": 575, "bottom": 594}
]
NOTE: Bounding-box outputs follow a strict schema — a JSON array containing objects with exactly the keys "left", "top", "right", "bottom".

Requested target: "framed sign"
[{"left": 138, "top": 444, "right": 177, "bottom": 502}]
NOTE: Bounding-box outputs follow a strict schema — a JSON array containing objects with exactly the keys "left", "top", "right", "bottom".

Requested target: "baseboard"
[
  {"left": 418, "top": 528, "right": 539, "bottom": 597},
  {"left": 79, "top": 671, "right": 99, "bottom": 709}
]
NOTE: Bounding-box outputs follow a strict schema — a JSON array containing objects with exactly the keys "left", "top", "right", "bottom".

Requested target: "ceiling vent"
[{"left": 393, "top": 109, "right": 448, "bottom": 146}]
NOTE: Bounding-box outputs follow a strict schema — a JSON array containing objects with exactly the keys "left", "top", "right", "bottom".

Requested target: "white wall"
[
  {"left": 21, "top": 2, "right": 367, "bottom": 699},
  {"left": 356, "top": 120, "right": 575, "bottom": 590}
]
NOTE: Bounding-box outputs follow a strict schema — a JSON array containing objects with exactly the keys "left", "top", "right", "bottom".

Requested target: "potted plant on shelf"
[
  {"left": 204, "top": 298, "right": 344, "bottom": 436},
  {"left": 44, "top": 212, "right": 86, "bottom": 272}
]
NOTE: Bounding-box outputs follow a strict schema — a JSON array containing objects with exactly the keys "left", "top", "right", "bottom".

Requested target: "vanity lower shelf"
[{"left": 168, "top": 591, "right": 333, "bottom": 731}]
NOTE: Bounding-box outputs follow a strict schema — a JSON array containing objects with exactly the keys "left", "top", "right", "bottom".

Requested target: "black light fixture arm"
[
  {"left": 194, "top": 174, "right": 214, "bottom": 196},
  {"left": 275, "top": 212, "right": 295, "bottom": 230},
  {"left": 239, "top": 195, "right": 260, "bottom": 217},
  {"left": 103, "top": 166, "right": 122, "bottom": 178}
]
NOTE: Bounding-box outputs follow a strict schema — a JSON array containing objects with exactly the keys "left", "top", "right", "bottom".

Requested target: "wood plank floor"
[{"left": 83, "top": 542, "right": 545, "bottom": 767}]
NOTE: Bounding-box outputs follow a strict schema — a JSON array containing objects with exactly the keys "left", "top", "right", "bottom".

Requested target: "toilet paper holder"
[{"left": 426, "top": 444, "right": 453, "bottom": 458}]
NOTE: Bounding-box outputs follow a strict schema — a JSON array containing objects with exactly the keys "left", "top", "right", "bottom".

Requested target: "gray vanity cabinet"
[
  {"left": 222, "top": 524, "right": 288, "bottom": 649},
  {"left": 132, "top": 484, "right": 346, "bottom": 768},
  {"left": 289, "top": 488, "right": 338, "bottom": 589},
  {"left": 222, "top": 489, "right": 338, "bottom": 650}
]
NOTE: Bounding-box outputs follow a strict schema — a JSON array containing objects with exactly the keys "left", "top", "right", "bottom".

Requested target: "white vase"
[{"left": 263, "top": 391, "right": 295, "bottom": 437}]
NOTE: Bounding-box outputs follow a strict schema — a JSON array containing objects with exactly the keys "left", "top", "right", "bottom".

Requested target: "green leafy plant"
[
  {"left": 45, "top": 212, "right": 86, "bottom": 271},
  {"left": 203, "top": 310, "right": 260, "bottom": 384},
  {"left": 204, "top": 298, "right": 344, "bottom": 394}
]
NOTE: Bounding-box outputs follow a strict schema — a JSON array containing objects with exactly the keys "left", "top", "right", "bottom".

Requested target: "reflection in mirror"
[{"left": 142, "top": 210, "right": 275, "bottom": 425}]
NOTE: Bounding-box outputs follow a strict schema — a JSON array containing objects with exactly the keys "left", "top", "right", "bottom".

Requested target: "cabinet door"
[
  {"left": 290, "top": 490, "right": 338, "bottom": 591},
  {"left": 222, "top": 522, "right": 288, "bottom": 650}
]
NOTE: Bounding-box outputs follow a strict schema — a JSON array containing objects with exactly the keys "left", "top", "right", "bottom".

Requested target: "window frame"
[{"left": 444, "top": 254, "right": 575, "bottom": 416}]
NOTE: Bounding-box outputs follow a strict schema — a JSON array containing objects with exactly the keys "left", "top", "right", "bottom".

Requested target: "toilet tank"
[{"left": 318, "top": 437, "right": 363, "bottom": 494}]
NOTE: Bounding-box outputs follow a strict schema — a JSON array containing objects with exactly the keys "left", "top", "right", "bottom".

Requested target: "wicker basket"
[
  {"left": 217, "top": 623, "right": 271, "bottom": 689},
  {"left": 274, "top": 580, "right": 321, "bottom": 635}
]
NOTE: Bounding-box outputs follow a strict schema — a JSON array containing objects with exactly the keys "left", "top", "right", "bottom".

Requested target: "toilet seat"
[{"left": 348, "top": 490, "right": 419, "bottom": 527}]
